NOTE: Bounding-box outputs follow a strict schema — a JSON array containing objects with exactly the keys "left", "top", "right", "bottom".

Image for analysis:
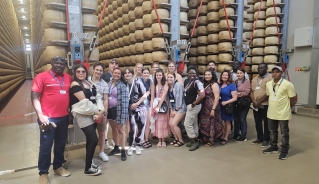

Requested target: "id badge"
[
  {"left": 272, "top": 97, "right": 277, "bottom": 101},
  {"left": 60, "top": 90, "right": 66, "bottom": 94},
  {"left": 90, "top": 96, "right": 96, "bottom": 100},
  {"left": 170, "top": 99, "right": 175, "bottom": 103},
  {"left": 256, "top": 87, "right": 260, "bottom": 90}
]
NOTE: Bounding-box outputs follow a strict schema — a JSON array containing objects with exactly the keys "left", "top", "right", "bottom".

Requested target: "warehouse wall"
[{"left": 286, "top": 0, "right": 315, "bottom": 105}]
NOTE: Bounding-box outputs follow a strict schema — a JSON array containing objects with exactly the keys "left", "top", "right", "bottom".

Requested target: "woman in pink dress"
[{"left": 150, "top": 69, "right": 169, "bottom": 147}]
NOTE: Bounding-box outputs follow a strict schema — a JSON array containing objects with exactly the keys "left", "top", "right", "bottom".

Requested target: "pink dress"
[{"left": 154, "top": 86, "right": 170, "bottom": 138}]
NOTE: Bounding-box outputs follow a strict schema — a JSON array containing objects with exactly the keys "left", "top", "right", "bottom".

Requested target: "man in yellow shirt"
[{"left": 263, "top": 66, "right": 297, "bottom": 160}]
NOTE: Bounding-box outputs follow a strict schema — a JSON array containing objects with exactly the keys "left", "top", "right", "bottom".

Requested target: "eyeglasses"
[
  {"left": 76, "top": 70, "right": 86, "bottom": 74},
  {"left": 188, "top": 73, "right": 196, "bottom": 75},
  {"left": 52, "top": 56, "right": 66, "bottom": 61}
]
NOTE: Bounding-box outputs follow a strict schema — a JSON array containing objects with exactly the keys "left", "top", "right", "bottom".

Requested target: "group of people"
[{"left": 31, "top": 57, "right": 297, "bottom": 184}]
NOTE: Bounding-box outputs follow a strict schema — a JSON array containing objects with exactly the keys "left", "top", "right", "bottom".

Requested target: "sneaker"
[
  {"left": 186, "top": 142, "right": 192, "bottom": 147},
  {"left": 99, "top": 152, "right": 109, "bottom": 162},
  {"left": 108, "top": 145, "right": 120, "bottom": 156},
  {"left": 135, "top": 146, "right": 142, "bottom": 155},
  {"left": 127, "top": 147, "right": 133, "bottom": 156},
  {"left": 54, "top": 167, "right": 70, "bottom": 177},
  {"left": 278, "top": 152, "right": 289, "bottom": 160},
  {"left": 261, "top": 141, "right": 269, "bottom": 148},
  {"left": 91, "top": 162, "right": 101, "bottom": 170},
  {"left": 39, "top": 174, "right": 49, "bottom": 184},
  {"left": 263, "top": 147, "right": 279, "bottom": 154},
  {"left": 121, "top": 149, "right": 127, "bottom": 161},
  {"left": 251, "top": 139, "right": 262, "bottom": 145},
  {"left": 232, "top": 135, "right": 240, "bottom": 141},
  {"left": 104, "top": 140, "right": 111, "bottom": 150},
  {"left": 189, "top": 140, "right": 199, "bottom": 151},
  {"left": 84, "top": 167, "right": 102, "bottom": 176},
  {"left": 236, "top": 137, "right": 247, "bottom": 142}
]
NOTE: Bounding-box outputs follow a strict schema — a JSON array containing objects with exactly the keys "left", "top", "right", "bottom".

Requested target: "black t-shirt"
[
  {"left": 70, "top": 85, "right": 97, "bottom": 106},
  {"left": 183, "top": 78, "right": 204, "bottom": 105},
  {"left": 101, "top": 72, "right": 112, "bottom": 83}
]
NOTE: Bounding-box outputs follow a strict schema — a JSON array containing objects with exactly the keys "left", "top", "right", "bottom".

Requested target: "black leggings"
[{"left": 81, "top": 124, "right": 98, "bottom": 171}]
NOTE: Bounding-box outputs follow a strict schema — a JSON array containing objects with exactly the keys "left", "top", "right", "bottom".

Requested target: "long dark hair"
[
  {"left": 220, "top": 70, "right": 233, "bottom": 85},
  {"left": 153, "top": 68, "right": 166, "bottom": 86},
  {"left": 203, "top": 69, "right": 217, "bottom": 88},
  {"left": 73, "top": 64, "right": 88, "bottom": 90}
]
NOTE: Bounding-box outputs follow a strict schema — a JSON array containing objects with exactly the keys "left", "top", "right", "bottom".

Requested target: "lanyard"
[
  {"left": 272, "top": 78, "right": 283, "bottom": 97},
  {"left": 49, "top": 70, "right": 64, "bottom": 89},
  {"left": 184, "top": 79, "right": 194, "bottom": 92},
  {"left": 127, "top": 80, "right": 135, "bottom": 97},
  {"left": 89, "top": 76, "right": 102, "bottom": 92},
  {"left": 141, "top": 79, "right": 150, "bottom": 91},
  {"left": 109, "top": 81, "right": 116, "bottom": 95},
  {"left": 169, "top": 81, "right": 176, "bottom": 99},
  {"left": 256, "top": 73, "right": 269, "bottom": 87}
]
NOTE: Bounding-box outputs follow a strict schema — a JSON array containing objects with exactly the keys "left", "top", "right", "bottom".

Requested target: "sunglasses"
[
  {"left": 76, "top": 70, "right": 86, "bottom": 74},
  {"left": 52, "top": 56, "right": 66, "bottom": 61}
]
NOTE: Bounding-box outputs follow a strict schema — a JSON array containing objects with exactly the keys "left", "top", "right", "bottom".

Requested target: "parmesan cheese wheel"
[
  {"left": 108, "top": 5, "right": 114, "bottom": 15},
  {"left": 197, "top": 26, "right": 208, "bottom": 36},
  {"left": 42, "top": 10, "right": 66, "bottom": 28},
  {"left": 266, "top": 7, "right": 281, "bottom": 16},
  {"left": 144, "top": 53, "right": 153, "bottom": 64},
  {"left": 142, "top": 1, "right": 152, "bottom": 14},
  {"left": 207, "top": 1, "right": 219, "bottom": 11},
  {"left": 253, "top": 38, "right": 265, "bottom": 46},
  {"left": 252, "top": 48, "right": 264, "bottom": 55},
  {"left": 219, "top": 31, "right": 233, "bottom": 40},
  {"left": 267, "top": 0, "right": 281, "bottom": 6},
  {"left": 253, "top": 29, "right": 265, "bottom": 37},
  {"left": 197, "top": 46, "right": 207, "bottom": 55},
  {"left": 197, "top": 56, "right": 207, "bottom": 64},
  {"left": 189, "top": 48, "right": 197, "bottom": 55},
  {"left": 109, "top": 50, "right": 115, "bottom": 58},
  {"left": 264, "top": 55, "right": 278, "bottom": 63},
  {"left": 207, "top": 23, "right": 219, "bottom": 33},
  {"left": 208, "top": 34, "right": 219, "bottom": 43},
  {"left": 245, "top": 31, "right": 252, "bottom": 39},
  {"left": 218, "top": 8, "right": 235, "bottom": 18},
  {"left": 219, "top": 19, "right": 234, "bottom": 29},
  {"left": 266, "top": 17, "right": 280, "bottom": 26},
  {"left": 180, "top": 12, "right": 188, "bottom": 21},
  {"left": 159, "top": 64, "right": 168, "bottom": 73},
  {"left": 180, "top": 26, "right": 188, "bottom": 34},
  {"left": 180, "top": 0, "right": 188, "bottom": 7},
  {"left": 112, "top": 1, "right": 118, "bottom": 9},
  {"left": 135, "top": 54, "right": 144, "bottom": 64},
  {"left": 151, "top": 9, "right": 169, "bottom": 22},
  {"left": 113, "top": 10, "right": 119, "bottom": 21},
  {"left": 129, "top": 33, "right": 136, "bottom": 43},
  {"left": 267, "top": 64, "right": 277, "bottom": 72},
  {"left": 218, "top": 53, "right": 233, "bottom": 62},
  {"left": 254, "top": 20, "right": 266, "bottom": 28},
  {"left": 124, "top": 56, "right": 131, "bottom": 65},
  {"left": 43, "top": 28, "right": 67, "bottom": 45},
  {"left": 134, "top": 6, "right": 143, "bottom": 18},
  {"left": 152, "top": 38, "right": 165, "bottom": 49},
  {"left": 246, "top": 13, "right": 254, "bottom": 20},
  {"left": 113, "top": 20, "right": 119, "bottom": 30},
  {"left": 245, "top": 57, "right": 252, "bottom": 64},
  {"left": 129, "top": 22, "right": 136, "bottom": 32},
  {"left": 244, "top": 66, "right": 251, "bottom": 72},
  {"left": 152, "top": 51, "right": 168, "bottom": 61},
  {"left": 128, "top": 0, "right": 135, "bottom": 10},
  {"left": 135, "top": 18, "right": 144, "bottom": 30},
  {"left": 207, "top": 45, "right": 218, "bottom": 54},
  {"left": 264, "top": 46, "right": 279, "bottom": 54},
  {"left": 118, "top": 28, "right": 124, "bottom": 37},
  {"left": 217, "top": 64, "right": 232, "bottom": 72},
  {"left": 197, "top": 36, "right": 208, "bottom": 45},
  {"left": 265, "top": 36, "right": 279, "bottom": 44},
  {"left": 114, "top": 30, "right": 119, "bottom": 39},
  {"left": 207, "top": 12, "right": 219, "bottom": 22},
  {"left": 124, "top": 46, "right": 130, "bottom": 55},
  {"left": 246, "top": 4, "right": 254, "bottom": 12},
  {"left": 265, "top": 26, "right": 280, "bottom": 35},
  {"left": 114, "top": 39, "right": 119, "bottom": 48},
  {"left": 197, "top": 16, "right": 208, "bottom": 26},
  {"left": 207, "top": 55, "right": 219, "bottom": 63},
  {"left": 143, "top": 40, "right": 153, "bottom": 51},
  {"left": 118, "top": 7, "right": 123, "bottom": 17},
  {"left": 134, "top": 0, "right": 143, "bottom": 6},
  {"left": 218, "top": 42, "right": 232, "bottom": 52},
  {"left": 135, "top": 30, "right": 144, "bottom": 41},
  {"left": 42, "top": 46, "right": 68, "bottom": 63},
  {"left": 122, "top": 3, "right": 129, "bottom": 14},
  {"left": 254, "top": 1, "right": 266, "bottom": 10},
  {"left": 198, "top": 65, "right": 207, "bottom": 75},
  {"left": 189, "top": 0, "right": 200, "bottom": 8},
  {"left": 151, "top": 23, "right": 169, "bottom": 36},
  {"left": 189, "top": 57, "right": 197, "bottom": 64},
  {"left": 123, "top": 24, "right": 130, "bottom": 34},
  {"left": 143, "top": 27, "right": 153, "bottom": 39},
  {"left": 109, "top": 32, "right": 115, "bottom": 41},
  {"left": 128, "top": 10, "right": 136, "bottom": 21},
  {"left": 254, "top": 11, "right": 266, "bottom": 19},
  {"left": 118, "top": 17, "right": 123, "bottom": 27},
  {"left": 251, "top": 65, "right": 258, "bottom": 72},
  {"left": 252, "top": 56, "right": 264, "bottom": 64},
  {"left": 191, "top": 38, "right": 197, "bottom": 46},
  {"left": 219, "top": 0, "right": 235, "bottom": 6},
  {"left": 129, "top": 44, "right": 136, "bottom": 54},
  {"left": 130, "top": 55, "right": 136, "bottom": 64}
]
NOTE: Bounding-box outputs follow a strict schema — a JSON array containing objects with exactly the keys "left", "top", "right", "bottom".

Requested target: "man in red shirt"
[{"left": 31, "top": 56, "right": 72, "bottom": 184}]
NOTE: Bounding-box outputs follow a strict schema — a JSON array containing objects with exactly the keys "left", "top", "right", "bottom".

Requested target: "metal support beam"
[
  {"left": 281, "top": 0, "right": 289, "bottom": 50},
  {"left": 236, "top": 0, "right": 245, "bottom": 62},
  {"left": 170, "top": 0, "right": 180, "bottom": 62}
]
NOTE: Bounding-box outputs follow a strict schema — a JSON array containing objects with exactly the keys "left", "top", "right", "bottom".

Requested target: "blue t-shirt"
[{"left": 220, "top": 83, "right": 237, "bottom": 102}]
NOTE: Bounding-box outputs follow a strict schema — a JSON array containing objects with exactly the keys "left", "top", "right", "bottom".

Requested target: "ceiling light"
[
  {"left": 21, "top": 8, "right": 24, "bottom": 12},
  {"left": 25, "top": 34, "right": 29, "bottom": 36},
  {"left": 20, "top": 0, "right": 23, "bottom": 3},
  {"left": 24, "top": 26, "right": 27, "bottom": 29},
  {"left": 22, "top": 16, "right": 26, "bottom": 18}
]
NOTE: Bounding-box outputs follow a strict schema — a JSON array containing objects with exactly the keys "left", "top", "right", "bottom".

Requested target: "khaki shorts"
[{"left": 97, "top": 118, "right": 107, "bottom": 132}]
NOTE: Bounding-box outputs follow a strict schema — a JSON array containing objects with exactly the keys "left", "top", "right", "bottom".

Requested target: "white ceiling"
[{"left": 12, "top": 0, "right": 31, "bottom": 43}]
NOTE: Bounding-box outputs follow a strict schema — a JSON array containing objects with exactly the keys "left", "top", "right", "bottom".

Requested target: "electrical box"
[{"left": 294, "top": 26, "right": 313, "bottom": 47}]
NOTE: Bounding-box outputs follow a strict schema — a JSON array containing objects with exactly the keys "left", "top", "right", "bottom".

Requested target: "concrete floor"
[{"left": 0, "top": 81, "right": 318, "bottom": 184}]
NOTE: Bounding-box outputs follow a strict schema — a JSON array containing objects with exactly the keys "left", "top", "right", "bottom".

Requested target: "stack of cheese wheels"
[
  {"left": 264, "top": 0, "right": 281, "bottom": 64},
  {"left": 98, "top": 0, "right": 171, "bottom": 67},
  {"left": 216, "top": 1, "right": 235, "bottom": 72},
  {"left": 242, "top": 0, "right": 254, "bottom": 77}
]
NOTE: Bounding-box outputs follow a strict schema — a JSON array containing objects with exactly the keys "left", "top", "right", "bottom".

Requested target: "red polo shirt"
[{"left": 31, "top": 70, "right": 72, "bottom": 118}]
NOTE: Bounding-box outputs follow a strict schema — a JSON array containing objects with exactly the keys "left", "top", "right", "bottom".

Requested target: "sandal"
[
  {"left": 142, "top": 141, "right": 150, "bottom": 148},
  {"left": 170, "top": 140, "right": 178, "bottom": 145},
  {"left": 220, "top": 139, "right": 228, "bottom": 145},
  {"left": 161, "top": 142, "right": 167, "bottom": 147},
  {"left": 174, "top": 141, "right": 184, "bottom": 147},
  {"left": 157, "top": 142, "right": 162, "bottom": 147},
  {"left": 205, "top": 142, "right": 214, "bottom": 147}
]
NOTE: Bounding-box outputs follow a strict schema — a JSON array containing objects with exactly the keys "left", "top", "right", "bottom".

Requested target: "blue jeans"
[
  {"left": 38, "top": 115, "right": 69, "bottom": 175},
  {"left": 253, "top": 105, "right": 270, "bottom": 142},
  {"left": 234, "top": 105, "right": 250, "bottom": 139}
]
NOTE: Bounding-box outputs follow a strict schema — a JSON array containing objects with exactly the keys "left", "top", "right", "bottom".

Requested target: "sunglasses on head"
[{"left": 53, "top": 56, "right": 66, "bottom": 61}]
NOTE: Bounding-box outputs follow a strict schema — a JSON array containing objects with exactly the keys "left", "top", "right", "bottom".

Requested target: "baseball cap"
[{"left": 271, "top": 66, "right": 283, "bottom": 72}]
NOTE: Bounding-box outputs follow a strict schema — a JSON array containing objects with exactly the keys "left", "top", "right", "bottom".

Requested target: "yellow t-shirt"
[{"left": 266, "top": 78, "right": 296, "bottom": 120}]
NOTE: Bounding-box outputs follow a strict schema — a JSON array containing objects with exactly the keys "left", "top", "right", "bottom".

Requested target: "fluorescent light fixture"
[
  {"left": 24, "top": 26, "right": 27, "bottom": 29},
  {"left": 20, "top": 0, "right": 23, "bottom": 3},
  {"left": 22, "top": 16, "right": 26, "bottom": 18},
  {"left": 25, "top": 34, "right": 29, "bottom": 36},
  {"left": 21, "top": 8, "right": 24, "bottom": 12}
]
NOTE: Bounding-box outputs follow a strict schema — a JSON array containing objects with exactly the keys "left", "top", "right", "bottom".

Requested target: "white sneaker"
[
  {"left": 99, "top": 152, "right": 109, "bottom": 162},
  {"left": 104, "top": 141, "right": 111, "bottom": 150},
  {"left": 135, "top": 146, "right": 141, "bottom": 155},
  {"left": 127, "top": 147, "right": 133, "bottom": 156}
]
